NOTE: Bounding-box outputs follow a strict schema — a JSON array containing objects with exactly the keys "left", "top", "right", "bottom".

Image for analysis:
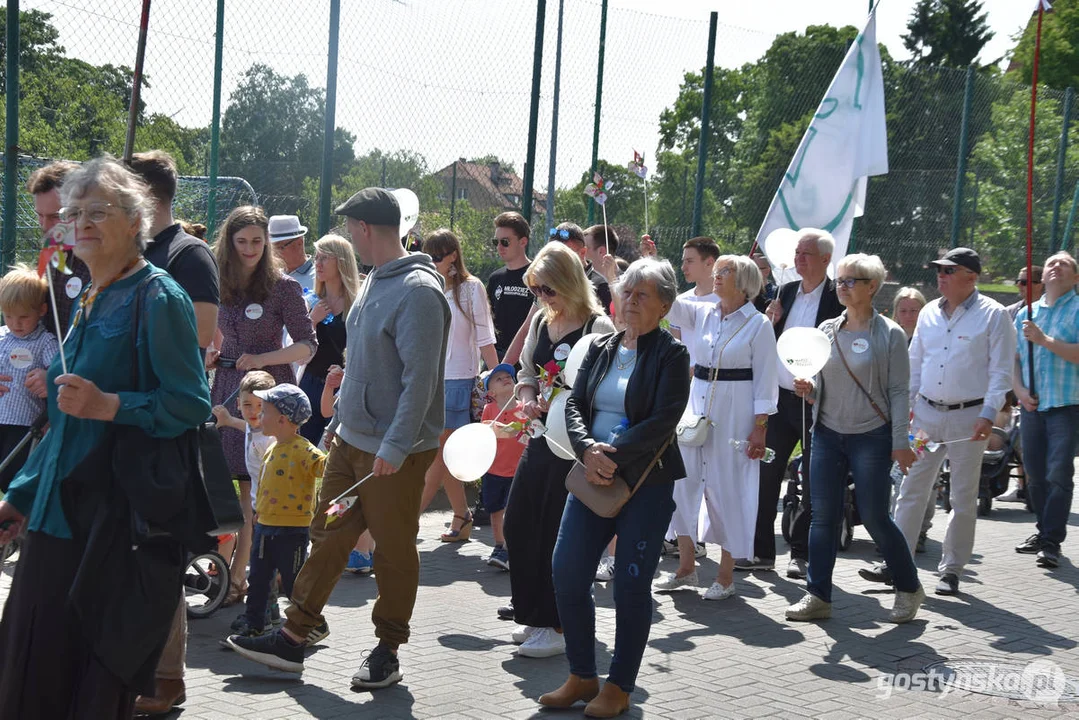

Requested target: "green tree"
[
  {"left": 1009, "top": 0, "right": 1079, "bottom": 90},
  {"left": 901, "top": 0, "right": 994, "bottom": 68}
]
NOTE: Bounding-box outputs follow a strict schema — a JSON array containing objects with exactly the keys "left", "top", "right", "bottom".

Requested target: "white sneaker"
[
  {"left": 997, "top": 480, "right": 1022, "bottom": 502},
  {"left": 694, "top": 542, "right": 707, "bottom": 559},
  {"left": 702, "top": 581, "right": 736, "bottom": 601},
  {"left": 517, "top": 627, "right": 566, "bottom": 658},
  {"left": 511, "top": 625, "right": 538, "bottom": 645},
  {"left": 785, "top": 592, "right": 831, "bottom": 621},
  {"left": 595, "top": 555, "right": 615, "bottom": 582},
  {"left": 653, "top": 570, "right": 699, "bottom": 592}
]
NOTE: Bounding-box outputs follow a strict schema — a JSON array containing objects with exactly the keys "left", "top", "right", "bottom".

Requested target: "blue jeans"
[
  {"left": 552, "top": 482, "right": 675, "bottom": 693},
  {"left": 299, "top": 372, "right": 329, "bottom": 446},
  {"left": 808, "top": 423, "right": 919, "bottom": 602},
  {"left": 244, "top": 523, "right": 309, "bottom": 626},
  {"left": 1020, "top": 405, "right": 1079, "bottom": 550}
]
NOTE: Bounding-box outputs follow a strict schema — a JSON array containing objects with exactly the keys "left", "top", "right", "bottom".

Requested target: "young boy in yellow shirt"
[{"left": 225, "top": 384, "right": 326, "bottom": 639}]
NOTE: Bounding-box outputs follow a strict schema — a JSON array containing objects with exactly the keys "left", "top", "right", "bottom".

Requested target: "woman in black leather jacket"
[{"left": 538, "top": 258, "right": 689, "bottom": 718}]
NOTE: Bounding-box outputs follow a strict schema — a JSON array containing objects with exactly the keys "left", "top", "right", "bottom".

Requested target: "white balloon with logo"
[
  {"left": 776, "top": 327, "right": 831, "bottom": 379},
  {"left": 442, "top": 422, "right": 497, "bottom": 481},
  {"left": 391, "top": 188, "right": 420, "bottom": 239},
  {"left": 562, "top": 333, "right": 602, "bottom": 388},
  {"left": 544, "top": 392, "right": 577, "bottom": 460}
]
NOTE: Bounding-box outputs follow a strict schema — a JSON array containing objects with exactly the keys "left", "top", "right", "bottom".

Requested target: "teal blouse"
[{"left": 4, "top": 263, "right": 212, "bottom": 538}]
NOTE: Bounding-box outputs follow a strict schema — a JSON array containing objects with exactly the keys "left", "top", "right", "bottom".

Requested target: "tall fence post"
[
  {"left": 586, "top": 0, "right": 608, "bottom": 226},
  {"left": 521, "top": 0, "right": 546, "bottom": 224},
  {"left": 949, "top": 66, "right": 975, "bottom": 248},
  {"left": 450, "top": 161, "right": 457, "bottom": 231},
  {"left": 545, "top": 0, "right": 565, "bottom": 232},
  {"left": 3, "top": 0, "right": 19, "bottom": 273},
  {"left": 123, "top": 0, "right": 152, "bottom": 163},
  {"left": 692, "top": 12, "right": 717, "bottom": 238},
  {"left": 317, "top": 0, "right": 341, "bottom": 237},
  {"left": 1064, "top": 180, "right": 1079, "bottom": 252},
  {"left": 206, "top": 0, "right": 225, "bottom": 236},
  {"left": 1049, "top": 87, "right": 1074, "bottom": 254}
]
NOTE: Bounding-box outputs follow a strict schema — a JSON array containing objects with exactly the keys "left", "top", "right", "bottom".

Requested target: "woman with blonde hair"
[
  {"left": 892, "top": 287, "right": 927, "bottom": 342},
  {"left": 503, "top": 241, "right": 615, "bottom": 659},
  {"left": 208, "top": 205, "right": 317, "bottom": 605},
  {"left": 300, "top": 234, "right": 361, "bottom": 445}
]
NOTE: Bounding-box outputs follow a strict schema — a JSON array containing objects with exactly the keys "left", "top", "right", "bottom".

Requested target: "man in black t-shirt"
[{"left": 486, "top": 212, "right": 533, "bottom": 362}]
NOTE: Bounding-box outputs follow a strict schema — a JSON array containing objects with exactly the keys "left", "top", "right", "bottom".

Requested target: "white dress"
[{"left": 666, "top": 299, "right": 778, "bottom": 558}]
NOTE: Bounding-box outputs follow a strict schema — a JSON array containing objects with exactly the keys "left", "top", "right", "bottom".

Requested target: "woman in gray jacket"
[{"left": 784, "top": 253, "right": 925, "bottom": 624}]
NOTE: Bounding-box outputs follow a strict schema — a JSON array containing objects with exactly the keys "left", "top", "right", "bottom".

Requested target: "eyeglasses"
[
  {"left": 713, "top": 267, "right": 734, "bottom": 278},
  {"left": 835, "top": 277, "right": 872, "bottom": 289},
  {"left": 314, "top": 253, "right": 336, "bottom": 264},
  {"left": 275, "top": 236, "right": 303, "bottom": 250},
  {"left": 528, "top": 284, "right": 557, "bottom": 298},
  {"left": 491, "top": 237, "right": 512, "bottom": 248},
  {"left": 58, "top": 203, "right": 121, "bottom": 224},
  {"left": 549, "top": 228, "right": 570, "bottom": 240}
]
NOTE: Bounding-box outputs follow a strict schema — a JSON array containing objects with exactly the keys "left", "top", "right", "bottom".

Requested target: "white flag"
[{"left": 757, "top": 9, "right": 888, "bottom": 280}]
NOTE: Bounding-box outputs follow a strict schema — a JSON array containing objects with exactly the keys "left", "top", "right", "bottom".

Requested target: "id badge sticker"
[
  {"left": 8, "top": 347, "right": 32, "bottom": 370},
  {"left": 851, "top": 338, "right": 869, "bottom": 354},
  {"left": 553, "top": 343, "right": 571, "bottom": 362},
  {"left": 245, "top": 303, "right": 264, "bottom": 320},
  {"left": 65, "top": 276, "right": 83, "bottom": 298}
]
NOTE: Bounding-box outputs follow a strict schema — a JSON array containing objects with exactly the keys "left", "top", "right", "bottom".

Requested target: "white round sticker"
[
  {"left": 65, "top": 276, "right": 83, "bottom": 299},
  {"left": 8, "top": 347, "right": 33, "bottom": 370},
  {"left": 851, "top": 338, "right": 869, "bottom": 354},
  {"left": 245, "top": 303, "right": 264, "bottom": 320},
  {"left": 553, "top": 343, "right": 571, "bottom": 362}
]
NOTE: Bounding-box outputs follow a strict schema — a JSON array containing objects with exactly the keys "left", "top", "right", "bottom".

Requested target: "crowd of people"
[{"left": 0, "top": 150, "right": 1075, "bottom": 719}]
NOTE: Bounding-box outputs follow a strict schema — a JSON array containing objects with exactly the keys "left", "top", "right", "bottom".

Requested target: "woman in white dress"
[{"left": 656, "top": 255, "right": 778, "bottom": 599}]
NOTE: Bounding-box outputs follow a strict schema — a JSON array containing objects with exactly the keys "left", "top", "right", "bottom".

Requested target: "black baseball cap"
[
  {"left": 334, "top": 187, "right": 401, "bottom": 228},
  {"left": 931, "top": 247, "right": 981, "bottom": 274}
]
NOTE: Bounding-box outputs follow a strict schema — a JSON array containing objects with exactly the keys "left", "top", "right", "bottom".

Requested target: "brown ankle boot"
[
  {"left": 583, "top": 681, "right": 630, "bottom": 718},
  {"left": 538, "top": 674, "right": 600, "bottom": 708},
  {"left": 133, "top": 678, "right": 186, "bottom": 716}
]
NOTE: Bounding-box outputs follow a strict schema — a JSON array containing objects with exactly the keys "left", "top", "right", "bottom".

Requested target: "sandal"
[{"left": 440, "top": 514, "right": 473, "bottom": 543}]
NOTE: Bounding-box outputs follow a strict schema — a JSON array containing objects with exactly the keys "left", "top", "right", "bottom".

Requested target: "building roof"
[{"left": 435, "top": 159, "right": 546, "bottom": 213}]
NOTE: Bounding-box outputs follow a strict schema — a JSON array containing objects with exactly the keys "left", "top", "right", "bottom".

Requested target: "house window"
[
  {"left": 506, "top": 194, "right": 519, "bottom": 206},
  {"left": 456, "top": 187, "right": 469, "bottom": 201}
]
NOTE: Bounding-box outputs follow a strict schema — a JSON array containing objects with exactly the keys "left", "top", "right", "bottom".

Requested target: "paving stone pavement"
[{"left": 3, "top": 464, "right": 1078, "bottom": 719}]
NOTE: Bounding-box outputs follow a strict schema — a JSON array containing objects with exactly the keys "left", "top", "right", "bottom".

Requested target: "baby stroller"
[
  {"left": 184, "top": 539, "right": 233, "bottom": 618},
  {"left": 940, "top": 417, "right": 1023, "bottom": 517},
  {"left": 781, "top": 454, "right": 860, "bottom": 552}
]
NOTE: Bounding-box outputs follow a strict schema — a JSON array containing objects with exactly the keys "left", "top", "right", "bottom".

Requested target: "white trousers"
[{"left": 668, "top": 442, "right": 706, "bottom": 544}]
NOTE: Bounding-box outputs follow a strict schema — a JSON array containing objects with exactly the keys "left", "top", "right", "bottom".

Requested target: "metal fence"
[{"left": 2, "top": 0, "right": 1076, "bottom": 291}]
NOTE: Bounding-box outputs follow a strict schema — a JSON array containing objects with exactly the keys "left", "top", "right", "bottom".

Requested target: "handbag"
[
  {"left": 675, "top": 312, "right": 755, "bottom": 447},
  {"left": 832, "top": 325, "right": 889, "bottom": 424},
  {"left": 566, "top": 435, "right": 674, "bottom": 518},
  {"left": 119, "top": 272, "right": 244, "bottom": 549}
]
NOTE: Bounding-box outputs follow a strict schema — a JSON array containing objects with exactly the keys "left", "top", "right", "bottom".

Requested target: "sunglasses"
[
  {"left": 429, "top": 252, "right": 449, "bottom": 263},
  {"left": 936, "top": 266, "right": 966, "bottom": 275},
  {"left": 835, "top": 277, "right": 872, "bottom": 289},
  {"left": 1016, "top": 279, "right": 1041, "bottom": 286},
  {"left": 528, "top": 284, "right": 558, "bottom": 298},
  {"left": 549, "top": 228, "right": 570, "bottom": 240},
  {"left": 491, "top": 237, "right": 513, "bottom": 249}
]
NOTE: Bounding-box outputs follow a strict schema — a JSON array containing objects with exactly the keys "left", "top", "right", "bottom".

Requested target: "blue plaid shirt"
[
  {"left": 0, "top": 324, "right": 59, "bottom": 427},
  {"left": 1015, "top": 289, "right": 1079, "bottom": 411}
]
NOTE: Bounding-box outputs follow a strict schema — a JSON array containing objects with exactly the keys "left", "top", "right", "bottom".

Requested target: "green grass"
[{"left": 980, "top": 283, "right": 1019, "bottom": 295}]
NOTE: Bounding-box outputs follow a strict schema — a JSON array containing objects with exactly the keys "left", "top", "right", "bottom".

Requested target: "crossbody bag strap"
[
  {"left": 129, "top": 272, "right": 170, "bottom": 389},
  {"left": 832, "top": 330, "right": 889, "bottom": 425},
  {"left": 626, "top": 434, "right": 675, "bottom": 499},
  {"left": 701, "top": 312, "right": 756, "bottom": 420}
]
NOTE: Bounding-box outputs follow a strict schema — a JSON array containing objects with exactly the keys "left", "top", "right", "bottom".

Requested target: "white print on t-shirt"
[
  {"left": 65, "top": 276, "right": 83, "bottom": 298},
  {"left": 498, "top": 285, "right": 532, "bottom": 299},
  {"left": 851, "top": 338, "right": 869, "bottom": 354},
  {"left": 7, "top": 347, "right": 32, "bottom": 369},
  {"left": 245, "top": 303, "right": 264, "bottom": 320}
]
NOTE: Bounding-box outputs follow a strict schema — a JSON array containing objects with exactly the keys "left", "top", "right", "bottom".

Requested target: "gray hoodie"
[{"left": 332, "top": 254, "right": 450, "bottom": 468}]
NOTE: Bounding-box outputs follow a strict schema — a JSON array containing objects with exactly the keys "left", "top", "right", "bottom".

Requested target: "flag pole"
[{"left": 1025, "top": 0, "right": 1047, "bottom": 397}]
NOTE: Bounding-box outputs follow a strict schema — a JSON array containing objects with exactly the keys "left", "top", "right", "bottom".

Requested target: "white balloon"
[
  {"left": 776, "top": 327, "right": 832, "bottom": 379},
  {"left": 763, "top": 228, "right": 799, "bottom": 278},
  {"left": 391, "top": 188, "right": 420, "bottom": 239},
  {"left": 442, "top": 422, "right": 497, "bottom": 481},
  {"left": 543, "top": 392, "right": 577, "bottom": 460},
  {"left": 563, "top": 333, "right": 602, "bottom": 387}
]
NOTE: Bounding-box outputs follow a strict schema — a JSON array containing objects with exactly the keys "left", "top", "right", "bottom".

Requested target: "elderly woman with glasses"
[
  {"left": 653, "top": 255, "right": 777, "bottom": 601},
  {"left": 503, "top": 241, "right": 615, "bottom": 660},
  {"left": 785, "top": 253, "right": 924, "bottom": 624},
  {"left": 538, "top": 258, "right": 689, "bottom": 718},
  {"left": 0, "top": 156, "right": 211, "bottom": 717}
]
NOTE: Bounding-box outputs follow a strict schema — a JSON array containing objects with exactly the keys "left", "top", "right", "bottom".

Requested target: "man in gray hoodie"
[{"left": 228, "top": 188, "right": 450, "bottom": 690}]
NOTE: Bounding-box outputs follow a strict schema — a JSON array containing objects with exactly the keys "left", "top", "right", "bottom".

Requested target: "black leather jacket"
[{"left": 565, "top": 326, "right": 690, "bottom": 487}]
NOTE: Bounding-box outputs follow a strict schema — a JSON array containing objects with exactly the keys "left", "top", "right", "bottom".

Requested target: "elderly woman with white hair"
[
  {"left": 0, "top": 156, "right": 211, "bottom": 716},
  {"left": 654, "top": 255, "right": 778, "bottom": 600},
  {"left": 785, "top": 253, "right": 925, "bottom": 624},
  {"left": 540, "top": 258, "right": 689, "bottom": 718}
]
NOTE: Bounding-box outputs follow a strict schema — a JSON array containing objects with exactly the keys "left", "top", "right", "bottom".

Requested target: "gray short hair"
[
  {"left": 716, "top": 254, "right": 763, "bottom": 301},
  {"left": 798, "top": 228, "right": 835, "bottom": 257},
  {"left": 892, "top": 286, "right": 926, "bottom": 316},
  {"left": 838, "top": 253, "right": 887, "bottom": 296},
  {"left": 617, "top": 257, "right": 678, "bottom": 307},
  {"left": 60, "top": 155, "right": 154, "bottom": 252}
]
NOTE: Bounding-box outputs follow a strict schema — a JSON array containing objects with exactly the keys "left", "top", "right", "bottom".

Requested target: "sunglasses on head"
[
  {"left": 529, "top": 284, "right": 557, "bottom": 298},
  {"left": 491, "top": 237, "right": 512, "bottom": 248},
  {"left": 549, "top": 228, "right": 571, "bottom": 240}
]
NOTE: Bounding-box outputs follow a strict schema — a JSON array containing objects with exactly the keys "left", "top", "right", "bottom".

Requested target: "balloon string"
[
  {"left": 327, "top": 439, "right": 423, "bottom": 506},
  {"left": 44, "top": 267, "right": 69, "bottom": 375}
]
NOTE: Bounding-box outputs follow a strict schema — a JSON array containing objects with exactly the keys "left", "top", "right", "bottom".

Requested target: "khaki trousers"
[{"left": 155, "top": 590, "right": 186, "bottom": 681}]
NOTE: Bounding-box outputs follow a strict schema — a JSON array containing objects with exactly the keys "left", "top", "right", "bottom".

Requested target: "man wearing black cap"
[
  {"left": 229, "top": 187, "right": 450, "bottom": 690},
  {"left": 863, "top": 247, "right": 1015, "bottom": 596}
]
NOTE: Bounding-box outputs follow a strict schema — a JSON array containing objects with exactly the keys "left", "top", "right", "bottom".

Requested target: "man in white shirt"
[
  {"left": 864, "top": 248, "right": 1016, "bottom": 595},
  {"left": 270, "top": 215, "right": 315, "bottom": 292}
]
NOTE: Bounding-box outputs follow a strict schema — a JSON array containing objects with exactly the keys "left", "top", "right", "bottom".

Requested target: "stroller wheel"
[
  {"left": 185, "top": 550, "right": 231, "bottom": 619},
  {"left": 781, "top": 499, "right": 795, "bottom": 543}
]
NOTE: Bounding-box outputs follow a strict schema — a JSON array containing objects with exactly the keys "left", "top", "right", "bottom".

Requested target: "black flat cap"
[
  {"left": 335, "top": 187, "right": 401, "bottom": 227},
  {"left": 931, "top": 247, "right": 981, "bottom": 274}
]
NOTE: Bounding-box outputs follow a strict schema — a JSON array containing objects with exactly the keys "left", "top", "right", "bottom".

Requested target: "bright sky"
[{"left": 25, "top": 0, "right": 1038, "bottom": 191}]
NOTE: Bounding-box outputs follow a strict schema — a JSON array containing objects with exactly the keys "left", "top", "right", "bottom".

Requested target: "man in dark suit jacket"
[{"left": 736, "top": 229, "right": 843, "bottom": 579}]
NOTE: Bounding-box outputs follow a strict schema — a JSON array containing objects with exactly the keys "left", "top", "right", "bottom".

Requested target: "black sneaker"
[
  {"left": 1036, "top": 547, "right": 1060, "bottom": 568},
  {"left": 1015, "top": 533, "right": 1041, "bottom": 554},
  {"left": 307, "top": 621, "right": 331, "bottom": 645},
  {"left": 935, "top": 573, "right": 959, "bottom": 596},
  {"left": 497, "top": 603, "right": 515, "bottom": 620},
  {"left": 227, "top": 629, "right": 305, "bottom": 673},
  {"left": 858, "top": 562, "right": 894, "bottom": 586},
  {"left": 229, "top": 613, "right": 269, "bottom": 637},
  {"left": 351, "top": 644, "right": 402, "bottom": 689}
]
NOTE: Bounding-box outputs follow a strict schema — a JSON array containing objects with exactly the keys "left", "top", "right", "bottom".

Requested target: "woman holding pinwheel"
[{"left": 503, "top": 241, "right": 614, "bottom": 659}]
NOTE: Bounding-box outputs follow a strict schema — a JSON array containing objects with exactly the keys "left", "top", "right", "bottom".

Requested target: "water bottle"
[
  {"left": 303, "top": 288, "right": 335, "bottom": 325},
  {"left": 729, "top": 438, "right": 776, "bottom": 463},
  {"left": 608, "top": 418, "right": 629, "bottom": 444}
]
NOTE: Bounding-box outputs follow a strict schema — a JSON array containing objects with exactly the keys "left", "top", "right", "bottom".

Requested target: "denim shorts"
[
  {"left": 444, "top": 377, "right": 475, "bottom": 430},
  {"left": 481, "top": 472, "right": 513, "bottom": 513}
]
